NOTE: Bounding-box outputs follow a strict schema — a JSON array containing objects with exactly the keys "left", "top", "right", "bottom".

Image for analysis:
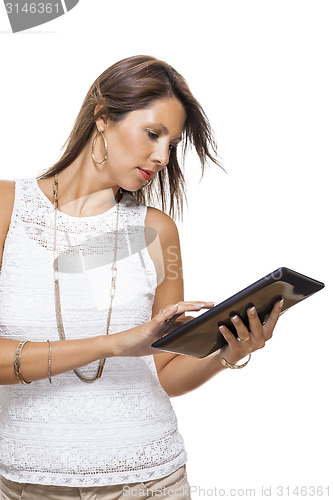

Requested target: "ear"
[{"left": 94, "top": 104, "right": 109, "bottom": 132}]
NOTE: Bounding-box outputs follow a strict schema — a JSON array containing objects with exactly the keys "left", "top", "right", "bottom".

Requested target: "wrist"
[
  {"left": 209, "top": 349, "right": 230, "bottom": 372},
  {"left": 218, "top": 348, "right": 252, "bottom": 370},
  {"left": 96, "top": 334, "right": 115, "bottom": 358},
  {"left": 217, "top": 348, "right": 239, "bottom": 366}
]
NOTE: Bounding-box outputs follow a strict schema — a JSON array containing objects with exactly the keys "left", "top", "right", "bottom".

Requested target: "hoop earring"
[{"left": 92, "top": 129, "right": 108, "bottom": 165}]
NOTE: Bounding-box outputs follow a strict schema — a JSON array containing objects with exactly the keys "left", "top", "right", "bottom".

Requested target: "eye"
[
  {"left": 146, "top": 129, "right": 179, "bottom": 153},
  {"left": 147, "top": 130, "right": 159, "bottom": 140}
]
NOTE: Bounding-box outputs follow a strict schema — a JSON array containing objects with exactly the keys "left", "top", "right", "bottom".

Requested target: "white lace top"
[{"left": 0, "top": 177, "right": 187, "bottom": 487}]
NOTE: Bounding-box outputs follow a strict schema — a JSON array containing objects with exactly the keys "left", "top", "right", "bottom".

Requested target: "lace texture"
[{"left": 0, "top": 177, "right": 187, "bottom": 486}]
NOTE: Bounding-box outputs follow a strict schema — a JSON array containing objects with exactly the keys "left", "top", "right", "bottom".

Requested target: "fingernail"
[
  {"left": 219, "top": 325, "right": 226, "bottom": 331},
  {"left": 169, "top": 304, "right": 178, "bottom": 311},
  {"left": 250, "top": 306, "right": 256, "bottom": 315},
  {"left": 279, "top": 299, "right": 284, "bottom": 308},
  {"left": 205, "top": 301, "right": 215, "bottom": 306},
  {"left": 231, "top": 315, "right": 239, "bottom": 323}
]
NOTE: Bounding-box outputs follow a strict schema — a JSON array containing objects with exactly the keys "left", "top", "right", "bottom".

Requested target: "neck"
[{"left": 53, "top": 150, "right": 121, "bottom": 217}]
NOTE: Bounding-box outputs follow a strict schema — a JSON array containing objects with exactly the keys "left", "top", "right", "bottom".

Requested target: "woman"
[{"left": 0, "top": 55, "right": 283, "bottom": 499}]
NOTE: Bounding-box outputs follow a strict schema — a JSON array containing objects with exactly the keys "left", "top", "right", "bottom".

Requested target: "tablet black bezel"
[{"left": 151, "top": 267, "right": 324, "bottom": 358}]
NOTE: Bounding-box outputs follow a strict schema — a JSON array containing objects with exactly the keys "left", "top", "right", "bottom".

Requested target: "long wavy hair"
[{"left": 37, "top": 55, "right": 224, "bottom": 220}]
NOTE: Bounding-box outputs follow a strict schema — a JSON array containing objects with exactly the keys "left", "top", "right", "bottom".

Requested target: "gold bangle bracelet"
[
  {"left": 220, "top": 353, "right": 251, "bottom": 369},
  {"left": 14, "top": 340, "right": 32, "bottom": 384}
]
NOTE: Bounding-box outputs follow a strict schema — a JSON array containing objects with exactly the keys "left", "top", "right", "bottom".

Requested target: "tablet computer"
[{"left": 151, "top": 267, "right": 325, "bottom": 358}]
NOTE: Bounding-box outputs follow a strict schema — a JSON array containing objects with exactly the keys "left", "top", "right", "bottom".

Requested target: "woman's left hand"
[{"left": 217, "top": 298, "right": 284, "bottom": 366}]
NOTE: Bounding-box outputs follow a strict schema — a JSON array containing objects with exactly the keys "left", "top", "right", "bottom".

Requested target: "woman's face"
[{"left": 95, "top": 97, "right": 186, "bottom": 191}]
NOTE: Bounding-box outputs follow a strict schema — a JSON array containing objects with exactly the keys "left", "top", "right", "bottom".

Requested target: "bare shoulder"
[
  {"left": 0, "top": 180, "right": 15, "bottom": 270},
  {"left": 145, "top": 206, "right": 180, "bottom": 241},
  {"left": 144, "top": 207, "right": 181, "bottom": 287},
  {"left": 145, "top": 207, "right": 185, "bottom": 377}
]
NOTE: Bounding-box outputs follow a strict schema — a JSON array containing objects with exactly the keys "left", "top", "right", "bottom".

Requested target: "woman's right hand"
[
  {"left": 106, "top": 301, "right": 214, "bottom": 357},
  {"left": 0, "top": 301, "right": 213, "bottom": 384}
]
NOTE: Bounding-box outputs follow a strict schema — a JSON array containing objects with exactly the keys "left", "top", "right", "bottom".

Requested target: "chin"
[{"left": 120, "top": 182, "right": 144, "bottom": 193}]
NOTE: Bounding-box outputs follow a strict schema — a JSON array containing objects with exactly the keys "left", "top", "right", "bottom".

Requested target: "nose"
[{"left": 151, "top": 143, "right": 170, "bottom": 168}]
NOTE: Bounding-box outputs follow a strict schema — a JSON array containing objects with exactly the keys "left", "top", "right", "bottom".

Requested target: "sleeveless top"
[{"left": 0, "top": 177, "right": 187, "bottom": 487}]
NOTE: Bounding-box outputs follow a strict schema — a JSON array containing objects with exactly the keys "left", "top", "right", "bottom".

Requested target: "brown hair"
[{"left": 37, "top": 55, "right": 224, "bottom": 220}]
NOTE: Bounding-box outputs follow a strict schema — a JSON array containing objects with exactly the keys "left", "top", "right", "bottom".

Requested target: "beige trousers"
[{"left": 0, "top": 465, "right": 190, "bottom": 500}]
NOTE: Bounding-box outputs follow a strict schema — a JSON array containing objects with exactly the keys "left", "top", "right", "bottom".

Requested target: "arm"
[
  {"left": 0, "top": 181, "right": 104, "bottom": 383},
  {"left": 0, "top": 181, "right": 188, "bottom": 385},
  {"left": 0, "top": 337, "right": 107, "bottom": 385},
  {"left": 147, "top": 207, "right": 282, "bottom": 398},
  {"left": 156, "top": 301, "right": 283, "bottom": 397},
  {"left": 146, "top": 206, "right": 227, "bottom": 397}
]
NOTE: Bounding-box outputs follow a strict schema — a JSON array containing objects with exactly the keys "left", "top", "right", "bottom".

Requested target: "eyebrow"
[{"left": 153, "top": 123, "right": 183, "bottom": 142}]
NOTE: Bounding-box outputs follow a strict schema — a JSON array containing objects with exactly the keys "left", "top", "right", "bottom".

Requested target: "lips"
[{"left": 138, "top": 168, "right": 154, "bottom": 181}]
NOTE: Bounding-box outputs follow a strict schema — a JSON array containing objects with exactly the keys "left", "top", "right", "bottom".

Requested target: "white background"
[{"left": 0, "top": 1, "right": 332, "bottom": 497}]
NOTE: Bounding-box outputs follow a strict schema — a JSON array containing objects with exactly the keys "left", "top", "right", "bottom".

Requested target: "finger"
[
  {"left": 156, "top": 301, "right": 214, "bottom": 319},
  {"left": 154, "top": 304, "right": 179, "bottom": 326},
  {"left": 218, "top": 324, "right": 239, "bottom": 347},
  {"left": 154, "top": 301, "right": 215, "bottom": 334},
  {"left": 172, "top": 302, "right": 216, "bottom": 326},
  {"left": 176, "top": 301, "right": 215, "bottom": 313},
  {"left": 230, "top": 314, "right": 251, "bottom": 342},
  {"left": 247, "top": 306, "right": 264, "bottom": 341},
  {"left": 262, "top": 299, "right": 284, "bottom": 340}
]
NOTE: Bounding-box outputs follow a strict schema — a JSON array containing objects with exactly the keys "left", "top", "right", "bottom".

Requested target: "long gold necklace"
[{"left": 52, "top": 173, "right": 120, "bottom": 383}]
